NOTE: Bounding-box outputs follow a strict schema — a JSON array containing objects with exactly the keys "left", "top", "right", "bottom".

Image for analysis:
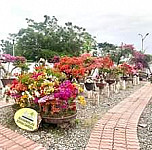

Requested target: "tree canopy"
[{"left": 1, "top": 15, "right": 96, "bottom": 61}]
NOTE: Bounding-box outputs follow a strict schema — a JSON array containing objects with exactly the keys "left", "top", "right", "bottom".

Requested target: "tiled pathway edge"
[
  {"left": 85, "top": 83, "right": 152, "bottom": 150},
  {"left": 0, "top": 101, "right": 46, "bottom": 150}
]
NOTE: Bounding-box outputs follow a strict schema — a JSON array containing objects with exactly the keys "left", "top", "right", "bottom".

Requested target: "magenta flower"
[
  {"left": 34, "top": 97, "right": 39, "bottom": 103},
  {"left": 11, "top": 93, "right": 22, "bottom": 98},
  {"left": 54, "top": 80, "right": 78, "bottom": 101}
]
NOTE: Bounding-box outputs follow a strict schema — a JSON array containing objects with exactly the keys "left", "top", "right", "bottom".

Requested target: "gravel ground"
[
  {"left": 0, "top": 82, "right": 145, "bottom": 150},
  {"left": 137, "top": 98, "right": 152, "bottom": 150}
]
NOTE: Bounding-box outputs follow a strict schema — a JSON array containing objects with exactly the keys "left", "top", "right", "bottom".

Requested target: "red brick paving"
[
  {"left": 85, "top": 83, "right": 152, "bottom": 150},
  {"left": 0, "top": 125, "right": 46, "bottom": 150},
  {"left": 0, "top": 83, "right": 151, "bottom": 150},
  {"left": 0, "top": 99, "right": 46, "bottom": 150}
]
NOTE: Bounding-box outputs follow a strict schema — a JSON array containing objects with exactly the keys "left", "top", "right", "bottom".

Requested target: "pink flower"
[{"left": 1, "top": 54, "right": 16, "bottom": 62}]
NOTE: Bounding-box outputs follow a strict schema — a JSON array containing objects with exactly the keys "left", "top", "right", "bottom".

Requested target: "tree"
[
  {"left": 0, "top": 40, "right": 13, "bottom": 55},
  {"left": 2, "top": 16, "right": 96, "bottom": 61},
  {"left": 98, "top": 42, "right": 133, "bottom": 65}
]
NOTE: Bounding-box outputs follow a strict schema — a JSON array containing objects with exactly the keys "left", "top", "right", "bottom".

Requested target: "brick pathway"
[
  {"left": 0, "top": 83, "right": 151, "bottom": 150},
  {"left": 85, "top": 83, "right": 152, "bottom": 150},
  {"left": 0, "top": 97, "right": 46, "bottom": 150}
]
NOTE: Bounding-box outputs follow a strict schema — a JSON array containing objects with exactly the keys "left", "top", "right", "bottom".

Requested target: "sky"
[{"left": 0, "top": 0, "right": 152, "bottom": 54}]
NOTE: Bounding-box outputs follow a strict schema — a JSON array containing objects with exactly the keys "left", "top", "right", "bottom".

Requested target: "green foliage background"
[{"left": 1, "top": 15, "right": 96, "bottom": 61}]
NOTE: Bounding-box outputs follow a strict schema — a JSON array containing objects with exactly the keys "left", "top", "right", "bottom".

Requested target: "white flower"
[
  {"left": 34, "top": 91, "right": 40, "bottom": 97},
  {"left": 25, "top": 91, "right": 33, "bottom": 99}
]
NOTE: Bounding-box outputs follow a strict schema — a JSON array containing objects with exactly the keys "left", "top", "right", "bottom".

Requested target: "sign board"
[{"left": 14, "top": 108, "right": 41, "bottom": 131}]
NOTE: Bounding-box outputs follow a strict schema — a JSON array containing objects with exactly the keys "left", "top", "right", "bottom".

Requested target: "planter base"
[
  {"left": 42, "top": 113, "right": 77, "bottom": 124},
  {"left": 96, "top": 83, "right": 106, "bottom": 89},
  {"left": 105, "top": 79, "right": 115, "bottom": 85}
]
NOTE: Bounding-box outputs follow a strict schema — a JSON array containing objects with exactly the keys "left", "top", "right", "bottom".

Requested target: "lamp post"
[
  {"left": 12, "top": 39, "right": 15, "bottom": 56},
  {"left": 138, "top": 33, "right": 149, "bottom": 53}
]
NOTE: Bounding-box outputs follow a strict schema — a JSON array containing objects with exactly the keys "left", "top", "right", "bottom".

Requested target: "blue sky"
[{"left": 0, "top": 0, "right": 152, "bottom": 54}]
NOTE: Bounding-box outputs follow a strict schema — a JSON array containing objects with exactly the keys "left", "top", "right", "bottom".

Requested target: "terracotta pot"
[
  {"left": 105, "top": 79, "right": 115, "bottom": 85},
  {"left": 42, "top": 113, "right": 77, "bottom": 124},
  {"left": 1, "top": 78, "right": 15, "bottom": 87},
  {"left": 96, "top": 83, "right": 106, "bottom": 89}
]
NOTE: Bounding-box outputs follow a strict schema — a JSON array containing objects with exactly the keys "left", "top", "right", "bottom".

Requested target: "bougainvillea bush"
[
  {"left": 119, "top": 63, "right": 136, "bottom": 76},
  {"left": 0, "top": 54, "right": 28, "bottom": 78},
  {"left": 54, "top": 53, "right": 114, "bottom": 81},
  {"left": 6, "top": 65, "right": 86, "bottom": 118}
]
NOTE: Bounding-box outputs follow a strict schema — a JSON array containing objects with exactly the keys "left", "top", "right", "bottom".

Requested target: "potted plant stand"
[
  {"left": 96, "top": 82, "right": 106, "bottom": 94},
  {"left": 105, "top": 79, "right": 115, "bottom": 98}
]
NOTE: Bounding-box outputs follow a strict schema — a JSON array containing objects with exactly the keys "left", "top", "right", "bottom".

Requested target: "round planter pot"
[
  {"left": 96, "top": 83, "right": 106, "bottom": 89},
  {"left": 105, "top": 79, "right": 115, "bottom": 85},
  {"left": 84, "top": 83, "right": 94, "bottom": 91},
  {"left": 120, "top": 76, "right": 128, "bottom": 81},
  {"left": 42, "top": 113, "right": 77, "bottom": 124}
]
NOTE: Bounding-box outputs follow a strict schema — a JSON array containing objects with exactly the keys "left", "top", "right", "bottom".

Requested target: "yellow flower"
[
  {"left": 78, "top": 87, "right": 84, "bottom": 93},
  {"left": 44, "top": 87, "right": 54, "bottom": 94},
  {"left": 38, "top": 75, "right": 43, "bottom": 80},
  {"left": 33, "top": 81, "right": 37, "bottom": 86},
  {"left": 54, "top": 80, "right": 59, "bottom": 85},
  {"left": 20, "top": 103, "right": 25, "bottom": 108},
  {"left": 50, "top": 87, "right": 54, "bottom": 92},
  {"left": 78, "top": 96, "right": 86, "bottom": 106},
  {"left": 48, "top": 81, "right": 54, "bottom": 86},
  {"left": 80, "top": 100, "right": 86, "bottom": 106},
  {"left": 28, "top": 84, "right": 33, "bottom": 89},
  {"left": 42, "top": 80, "right": 54, "bottom": 87},
  {"left": 78, "top": 95, "right": 84, "bottom": 100}
]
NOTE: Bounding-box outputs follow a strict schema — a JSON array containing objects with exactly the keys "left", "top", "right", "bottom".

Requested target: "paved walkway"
[
  {"left": 85, "top": 83, "right": 152, "bottom": 150},
  {"left": 0, "top": 83, "right": 151, "bottom": 150},
  {"left": 0, "top": 99, "right": 46, "bottom": 150}
]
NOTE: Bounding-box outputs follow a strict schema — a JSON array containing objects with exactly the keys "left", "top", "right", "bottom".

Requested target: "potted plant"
[
  {"left": 96, "top": 78, "right": 106, "bottom": 89},
  {"left": 5, "top": 64, "right": 86, "bottom": 125},
  {"left": 0, "top": 54, "right": 29, "bottom": 87},
  {"left": 54, "top": 55, "right": 86, "bottom": 82},
  {"left": 84, "top": 77, "right": 95, "bottom": 91},
  {"left": 119, "top": 63, "right": 136, "bottom": 81}
]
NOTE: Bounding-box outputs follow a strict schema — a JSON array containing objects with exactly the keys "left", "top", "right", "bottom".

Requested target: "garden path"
[
  {"left": 0, "top": 83, "right": 151, "bottom": 150},
  {"left": 0, "top": 95, "right": 46, "bottom": 150},
  {"left": 85, "top": 82, "right": 152, "bottom": 150}
]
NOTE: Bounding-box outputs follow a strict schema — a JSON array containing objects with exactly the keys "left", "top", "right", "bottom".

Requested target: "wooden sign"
[{"left": 14, "top": 108, "right": 41, "bottom": 131}]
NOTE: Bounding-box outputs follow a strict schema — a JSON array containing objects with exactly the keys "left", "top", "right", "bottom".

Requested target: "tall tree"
[
  {"left": 0, "top": 40, "right": 13, "bottom": 55},
  {"left": 2, "top": 16, "right": 96, "bottom": 61}
]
